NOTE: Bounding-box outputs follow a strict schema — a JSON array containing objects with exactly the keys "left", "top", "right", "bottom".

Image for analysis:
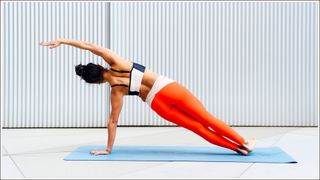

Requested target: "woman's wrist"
[
  {"left": 57, "top": 38, "right": 66, "bottom": 44},
  {"left": 106, "top": 147, "right": 112, "bottom": 152}
]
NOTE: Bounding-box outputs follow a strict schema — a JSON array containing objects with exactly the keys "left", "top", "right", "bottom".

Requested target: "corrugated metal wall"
[
  {"left": 1, "top": 2, "right": 111, "bottom": 127},
  {"left": 111, "top": 2, "right": 318, "bottom": 126},
  {"left": 1, "top": 1, "right": 318, "bottom": 127}
]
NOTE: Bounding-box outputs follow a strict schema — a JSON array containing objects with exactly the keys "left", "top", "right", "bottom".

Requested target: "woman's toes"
[
  {"left": 237, "top": 148, "right": 249, "bottom": 156},
  {"left": 243, "top": 138, "right": 256, "bottom": 152}
]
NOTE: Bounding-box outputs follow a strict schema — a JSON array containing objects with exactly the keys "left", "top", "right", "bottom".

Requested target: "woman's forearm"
[
  {"left": 107, "top": 121, "right": 118, "bottom": 151},
  {"left": 59, "top": 39, "right": 92, "bottom": 51}
]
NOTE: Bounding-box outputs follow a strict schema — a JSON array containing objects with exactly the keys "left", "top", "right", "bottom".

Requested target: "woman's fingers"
[
  {"left": 40, "top": 42, "right": 49, "bottom": 46},
  {"left": 40, "top": 40, "right": 60, "bottom": 48},
  {"left": 40, "top": 41, "right": 55, "bottom": 46},
  {"left": 90, "top": 150, "right": 110, "bottom": 156},
  {"left": 93, "top": 151, "right": 108, "bottom": 155}
]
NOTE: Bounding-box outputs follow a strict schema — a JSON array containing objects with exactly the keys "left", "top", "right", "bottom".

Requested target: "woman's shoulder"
[{"left": 111, "top": 60, "right": 133, "bottom": 71}]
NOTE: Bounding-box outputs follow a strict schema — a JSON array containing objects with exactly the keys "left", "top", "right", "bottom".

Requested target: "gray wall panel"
[{"left": 1, "top": 2, "right": 111, "bottom": 127}]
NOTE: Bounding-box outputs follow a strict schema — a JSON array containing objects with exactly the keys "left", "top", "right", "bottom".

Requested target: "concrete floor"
[{"left": 1, "top": 127, "right": 319, "bottom": 179}]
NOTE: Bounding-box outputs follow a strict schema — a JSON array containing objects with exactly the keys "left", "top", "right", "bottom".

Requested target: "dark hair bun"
[
  {"left": 75, "top": 63, "right": 104, "bottom": 83},
  {"left": 75, "top": 64, "right": 86, "bottom": 77}
]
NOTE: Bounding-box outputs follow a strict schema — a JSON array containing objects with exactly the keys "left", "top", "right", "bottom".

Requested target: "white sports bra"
[{"left": 110, "top": 62, "right": 146, "bottom": 96}]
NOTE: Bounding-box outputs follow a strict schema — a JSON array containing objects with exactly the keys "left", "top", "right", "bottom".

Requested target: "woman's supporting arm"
[
  {"left": 90, "top": 89, "right": 123, "bottom": 156},
  {"left": 106, "top": 89, "right": 124, "bottom": 152}
]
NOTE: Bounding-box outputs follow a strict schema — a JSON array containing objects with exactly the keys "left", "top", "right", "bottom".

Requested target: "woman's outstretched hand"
[
  {"left": 90, "top": 149, "right": 111, "bottom": 156},
  {"left": 40, "top": 39, "right": 62, "bottom": 49}
]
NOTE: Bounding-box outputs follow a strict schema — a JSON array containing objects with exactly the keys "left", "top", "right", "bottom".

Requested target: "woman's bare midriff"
[{"left": 139, "top": 70, "right": 159, "bottom": 101}]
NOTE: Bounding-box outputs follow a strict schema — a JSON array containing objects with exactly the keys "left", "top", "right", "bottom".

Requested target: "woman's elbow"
[{"left": 109, "top": 117, "right": 119, "bottom": 125}]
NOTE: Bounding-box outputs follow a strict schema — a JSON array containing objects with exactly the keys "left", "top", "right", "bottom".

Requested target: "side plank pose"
[{"left": 41, "top": 39, "right": 256, "bottom": 156}]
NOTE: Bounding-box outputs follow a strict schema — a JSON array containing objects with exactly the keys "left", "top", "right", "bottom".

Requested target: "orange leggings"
[{"left": 151, "top": 82, "right": 245, "bottom": 152}]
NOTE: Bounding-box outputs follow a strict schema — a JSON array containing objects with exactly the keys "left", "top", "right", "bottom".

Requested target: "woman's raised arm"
[{"left": 40, "top": 38, "right": 121, "bottom": 66}]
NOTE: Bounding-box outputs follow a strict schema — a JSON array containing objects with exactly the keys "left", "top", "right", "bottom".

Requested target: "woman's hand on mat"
[
  {"left": 90, "top": 149, "right": 111, "bottom": 156},
  {"left": 40, "top": 39, "right": 62, "bottom": 49}
]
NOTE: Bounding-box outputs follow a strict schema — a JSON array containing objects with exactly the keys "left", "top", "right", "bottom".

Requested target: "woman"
[{"left": 40, "top": 39, "right": 255, "bottom": 156}]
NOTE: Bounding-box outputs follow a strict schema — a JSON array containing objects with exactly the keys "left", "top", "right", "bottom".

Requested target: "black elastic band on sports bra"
[
  {"left": 110, "top": 84, "right": 129, "bottom": 88},
  {"left": 110, "top": 68, "right": 130, "bottom": 73}
]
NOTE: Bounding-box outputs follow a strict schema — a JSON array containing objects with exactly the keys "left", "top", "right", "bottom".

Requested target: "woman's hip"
[
  {"left": 150, "top": 80, "right": 191, "bottom": 114},
  {"left": 145, "top": 75, "right": 175, "bottom": 106}
]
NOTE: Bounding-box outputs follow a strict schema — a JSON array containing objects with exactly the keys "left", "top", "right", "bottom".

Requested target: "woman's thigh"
[
  {"left": 151, "top": 82, "right": 216, "bottom": 125},
  {"left": 170, "top": 83, "right": 213, "bottom": 127}
]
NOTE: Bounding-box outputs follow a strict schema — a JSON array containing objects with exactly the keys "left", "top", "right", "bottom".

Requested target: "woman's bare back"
[{"left": 109, "top": 59, "right": 159, "bottom": 101}]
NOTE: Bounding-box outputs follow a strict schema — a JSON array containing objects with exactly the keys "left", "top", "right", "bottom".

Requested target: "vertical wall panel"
[
  {"left": 110, "top": 2, "right": 318, "bottom": 126},
  {"left": 1, "top": 2, "right": 111, "bottom": 127}
]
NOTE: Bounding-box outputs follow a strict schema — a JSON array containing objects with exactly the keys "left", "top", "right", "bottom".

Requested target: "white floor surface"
[{"left": 1, "top": 127, "right": 319, "bottom": 179}]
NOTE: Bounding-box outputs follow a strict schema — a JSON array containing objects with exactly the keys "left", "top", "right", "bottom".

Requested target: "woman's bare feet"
[
  {"left": 237, "top": 148, "right": 249, "bottom": 156},
  {"left": 242, "top": 138, "right": 256, "bottom": 152}
]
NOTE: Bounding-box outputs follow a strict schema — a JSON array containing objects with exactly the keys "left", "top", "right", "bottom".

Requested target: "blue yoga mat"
[{"left": 64, "top": 145, "right": 297, "bottom": 163}]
